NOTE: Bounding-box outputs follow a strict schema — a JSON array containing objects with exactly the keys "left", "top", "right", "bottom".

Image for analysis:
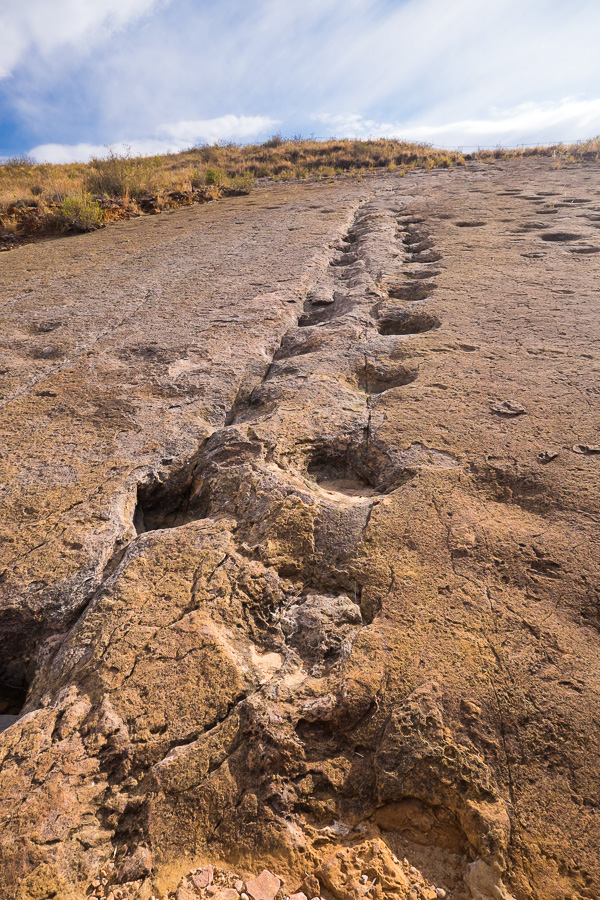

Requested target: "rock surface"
[{"left": 1, "top": 160, "right": 599, "bottom": 900}]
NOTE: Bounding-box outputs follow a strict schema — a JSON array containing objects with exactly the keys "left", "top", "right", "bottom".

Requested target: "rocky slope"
[{"left": 0, "top": 159, "right": 599, "bottom": 900}]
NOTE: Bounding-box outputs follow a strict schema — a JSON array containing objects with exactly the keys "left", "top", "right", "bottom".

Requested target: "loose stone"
[{"left": 246, "top": 870, "right": 282, "bottom": 900}]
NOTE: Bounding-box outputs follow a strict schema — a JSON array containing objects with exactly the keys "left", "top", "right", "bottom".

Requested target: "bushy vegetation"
[
  {"left": 48, "top": 194, "right": 103, "bottom": 232},
  {"left": 1, "top": 136, "right": 599, "bottom": 247},
  {"left": 83, "top": 149, "right": 159, "bottom": 199},
  {"left": 473, "top": 136, "right": 600, "bottom": 164}
]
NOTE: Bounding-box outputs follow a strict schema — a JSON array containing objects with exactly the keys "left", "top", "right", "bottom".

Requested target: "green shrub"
[
  {"left": 230, "top": 172, "right": 254, "bottom": 194},
  {"left": 204, "top": 167, "right": 228, "bottom": 186},
  {"left": 50, "top": 195, "right": 103, "bottom": 232}
]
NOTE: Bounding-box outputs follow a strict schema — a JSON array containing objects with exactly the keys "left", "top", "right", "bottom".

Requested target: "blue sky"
[{"left": 1, "top": 0, "right": 600, "bottom": 162}]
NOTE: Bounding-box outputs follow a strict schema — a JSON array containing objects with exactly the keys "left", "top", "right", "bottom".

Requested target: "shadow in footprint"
[
  {"left": 405, "top": 268, "right": 442, "bottom": 280},
  {"left": 134, "top": 468, "right": 205, "bottom": 533},
  {"left": 0, "top": 681, "right": 28, "bottom": 733},
  {"left": 377, "top": 310, "right": 440, "bottom": 336},
  {"left": 308, "top": 465, "right": 377, "bottom": 500},
  {"left": 403, "top": 237, "right": 435, "bottom": 254},
  {"left": 307, "top": 447, "right": 387, "bottom": 500},
  {"left": 299, "top": 302, "right": 348, "bottom": 327},
  {"left": 387, "top": 282, "right": 435, "bottom": 302},
  {"left": 408, "top": 249, "right": 443, "bottom": 263},
  {"left": 330, "top": 253, "right": 356, "bottom": 267},
  {"left": 454, "top": 221, "right": 487, "bottom": 228},
  {"left": 540, "top": 232, "right": 582, "bottom": 242},
  {"left": 357, "top": 361, "right": 418, "bottom": 394}
]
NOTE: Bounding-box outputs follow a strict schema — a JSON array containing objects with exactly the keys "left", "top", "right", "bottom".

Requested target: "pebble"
[
  {"left": 490, "top": 399, "right": 526, "bottom": 417},
  {"left": 359, "top": 875, "right": 368, "bottom": 884},
  {"left": 409, "top": 867, "right": 418, "bottom": 876},
  {"left": 436, "top": 890, "right": 447, "bottom": 899},
  {"left": 538, "top": 449, "right": 558, "bottom": 462}
]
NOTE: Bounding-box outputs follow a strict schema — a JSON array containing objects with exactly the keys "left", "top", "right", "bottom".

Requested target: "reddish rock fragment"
[
  {"left": 246, "top": 869, "right": 282, "bottom": 900},
  {"left": 214, "top": 890, "right": 241, "bottom": 900},
  {"left": 176, "top": 886, "right": 197, "bottom": 900},
  {"left": 193, "top": 867, "right": 215, "bottom": 890}
]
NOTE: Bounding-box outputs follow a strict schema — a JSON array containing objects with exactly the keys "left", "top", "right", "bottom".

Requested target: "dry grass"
[{"left": 1, "top": 137, "right": 598, "bottom": 249}]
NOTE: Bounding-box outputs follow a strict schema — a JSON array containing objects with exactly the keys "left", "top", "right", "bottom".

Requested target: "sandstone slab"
[
  {"left": 0, "top": 161, "right": 599, "bottom": 900},
  {"left": 245, "top": 870, "right": 281, "bottom": 900}
]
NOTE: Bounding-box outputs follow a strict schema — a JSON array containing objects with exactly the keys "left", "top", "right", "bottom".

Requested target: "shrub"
[
  {"left": 50, "top": 195, "right": 103, "bottom": 232},
  {"left": 84, "top": 148, "right": 155, "bottom": 199},
  {"left": 204, "top": 167, "right": 228, "bottom": 186},
  {"left": 264, "top": 134, "right": 283, "bottom": 148},
  {"left": 230, "top": 172, "right": 254, "bottom": 194},
  {"left": 3, "top": 155, "right": 35, "bottom": 169},
  {"left": 190, "top": 170, "right": 206, "bottom": 189}
]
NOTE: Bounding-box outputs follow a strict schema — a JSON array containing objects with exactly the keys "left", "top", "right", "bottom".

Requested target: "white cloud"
[
  {"left": 0, "top": 0, "right": 163, "bottom": 78},
  {"left": 29, "top": 115, "right": 280, "bottom": 163},
  {"left": 4, "top": 0, "right": 600, "bottom": 153},
  {"left": 29, "top": 141, "right": 165, "bottom": 164},
  {"left": 157, "top": 115, "right": 280, "bottom": 145},
  {"left": 315, "top": 98, "right": 600, "bottom": 148}
]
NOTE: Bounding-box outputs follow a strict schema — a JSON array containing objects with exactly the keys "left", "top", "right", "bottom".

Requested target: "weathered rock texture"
[{"left": 0, "top": 161, "right": 599, "bottom": 900}]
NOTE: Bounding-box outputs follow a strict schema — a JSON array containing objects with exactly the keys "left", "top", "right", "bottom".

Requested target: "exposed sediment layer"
[{"left": 1, "top": 160, "right": 599, "bottom": 900}]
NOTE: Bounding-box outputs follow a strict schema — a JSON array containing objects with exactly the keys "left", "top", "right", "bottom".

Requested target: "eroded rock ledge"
[{"left": 1, "top": 161, "right": 599, "bottom": 900}]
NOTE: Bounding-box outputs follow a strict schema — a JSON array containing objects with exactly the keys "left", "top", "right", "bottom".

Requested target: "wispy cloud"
[
  {"left": 315, "top": 98, "right": 600, "bottom": 148},
  {"left": 0, "top": 0, "right": 164, "bottom": 79},
  {"left": 30, "top": 115, "right": 280, "bottom": 162},
  {"left": 2, "top": 0, "right": 600, "bottom": 155},
  {"left": 157, "top": 115, "right": 279, "bottom": 145}
]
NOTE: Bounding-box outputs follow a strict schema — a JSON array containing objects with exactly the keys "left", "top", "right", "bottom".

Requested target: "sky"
[{"left": 1, "top": 0, "right": 599, "bottom": 162}]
